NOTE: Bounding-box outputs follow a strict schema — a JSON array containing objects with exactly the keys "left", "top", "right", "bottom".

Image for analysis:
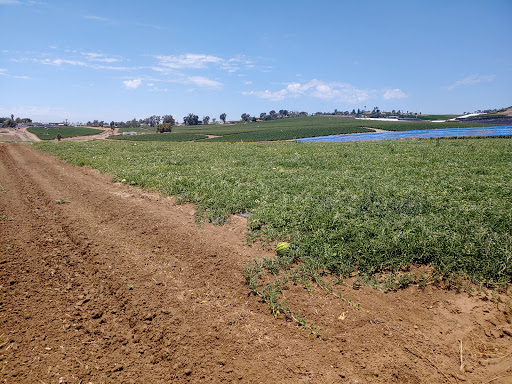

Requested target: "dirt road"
[
  {"left": 0, "top": 127, "right": 40, "bottom": 142},
  {"left": 1, "top": 143, "right": 511, "bottom": 383}
]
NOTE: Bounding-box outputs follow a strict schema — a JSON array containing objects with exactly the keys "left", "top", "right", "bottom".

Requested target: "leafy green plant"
[{"left": 34, "top": 138, "right": 512, "bottom": 299}]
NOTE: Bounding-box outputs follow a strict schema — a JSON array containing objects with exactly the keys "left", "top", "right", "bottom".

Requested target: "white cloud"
[
  {"left": 153, "top": 53, "right": 256, "bottom": 74},
  {"left": 243, "top": 79, "right": 372, "bottom": 103},
  {"left": 0, "top": 68, "right": 30, "bottom": 79},
  {"left": 31, "top": 57, "right": 135, "bottom": 71},
  {"left": 41, "top": 58, "right": 88, "bottom": 67},
  {"left": 0, "top": 0, "right": 22, "bottom": 4},
  {"left": 84, "top": 15, "right": 111, "bottom": 23},
  {"left": 446, "top": 74, "right": 495, "bottom": 90},
  {"left": 383, "top": 88, "right": 407, "bottom": 100},
  {"left": 187, "top": 76, "right": 223, "bottom": 88},
  {"left": 123, "top": 79, "right": 142, "bottom": 89},
  {"left": 82, "top": 52, "right": 121, "bottom": 63},
  {"left": 155, "top": 54, "right": 223, "bottom": 69}
]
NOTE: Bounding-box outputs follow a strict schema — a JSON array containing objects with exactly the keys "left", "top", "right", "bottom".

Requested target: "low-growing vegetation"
[
  {"left": 35, "top": 138, "right": 512, "bottom": 329},
  {"left": 114, "top": 116, "right": 501, "bottom": 142},
  {"left": 28, "top": 126, "right": 103, "bottom": 140},
  {"left": 110, "top": 133, "right": 209, "bottom": 142},
  {"left": 35, "top": 138, "right": 511, "bottom": 278}
]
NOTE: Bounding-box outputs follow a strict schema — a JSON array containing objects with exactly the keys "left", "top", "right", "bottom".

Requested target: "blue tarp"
[{"left": 296, "top": 126, "right": 512, "bottom": 143}]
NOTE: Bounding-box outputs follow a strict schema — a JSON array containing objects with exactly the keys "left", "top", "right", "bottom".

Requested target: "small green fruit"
[{"left": 276, "top": 242, "right": 290, "bottom": 256}]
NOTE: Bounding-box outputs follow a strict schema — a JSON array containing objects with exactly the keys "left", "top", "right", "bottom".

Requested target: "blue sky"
[{"left": 1, "top": 0, "right": 511, "bottom": 123}]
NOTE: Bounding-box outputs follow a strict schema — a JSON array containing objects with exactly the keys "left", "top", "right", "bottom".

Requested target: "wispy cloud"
[
  {"left": 383, "top": 88, "right": 407, "bottom": 100},
  {"left": 243, "top": 79, "right": 372, "bottom": 103},
  {"left": 81, "top": 52, "right": 122, "bottom": 63},
  {"left": 27, "top": 57, "right": 136, "bottom": 71},
  {"left": 186, "top": 76, "right": 223, "bottom": 88},
  {"left": 155, "top": 54, "right": 223, "bottom": 70},
  {"left": 123, "top": 79, "right": 142, "bottom": 89},
  {"left": 0, "top": 68, "right": 30, "bottom": 79},
  {"left": 84, "top": 15, "right": 111, "bottom": 23},
  {"left": 446, "top": 74, "right": 495, "bottom": 90},
  {"left": 153, "top": 53, "right": 256, "bottom": 74},
  {"left": 0, "top": 0, "right": 22, "bottom": 4},
  {"left": 135, "top": 22, "right": 166, "bottom": 31}
]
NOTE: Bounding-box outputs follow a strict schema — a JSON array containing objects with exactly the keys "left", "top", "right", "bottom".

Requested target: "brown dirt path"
[{"left": 0, "top": 143, "right": 511, "bottom": 383}]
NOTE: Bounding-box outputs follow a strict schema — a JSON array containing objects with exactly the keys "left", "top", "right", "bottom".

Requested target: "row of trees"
[
  {"left": 182, "top": 113, "right": 227, "bottom": 126},
  {"left": 240, "top": 110, "right": 309, "bottom": 123},
  {"left": 0, "top": 115, "right": 32, "bottom": 128}
]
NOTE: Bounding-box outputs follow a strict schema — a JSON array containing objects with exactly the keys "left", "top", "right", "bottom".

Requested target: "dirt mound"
[
  {"left": 500, "top": 107, "right": 512, "bottom": 117},
  {"left": 1, "top": 143, "right": 511, "bottom": 383}
]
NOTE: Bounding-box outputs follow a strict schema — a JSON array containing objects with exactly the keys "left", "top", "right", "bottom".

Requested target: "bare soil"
[
  {"left": 1, "top": 143, "right": 511, "bottom": 383},
  {"left": 500, "top": 108, "right": 512, "bottom": 117}
]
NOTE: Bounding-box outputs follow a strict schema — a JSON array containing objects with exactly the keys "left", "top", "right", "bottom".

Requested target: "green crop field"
[
  {"left": 113, "top": 116, "right": 499, "bottom": 142},
  {"left": 33, "top": 138, "right": 512, "bottom": 329},
  {"left": 110, "top": 132, "right": 209, "bottom": 142},
  {"left": 34, "top": 138, "right": 512, "bottom": 285},
  {"left": 117, "top": 126, "right": 157, "bottom": 133},
  {"left": 28, "top": 126, "right": 103, "bottom": 140}
]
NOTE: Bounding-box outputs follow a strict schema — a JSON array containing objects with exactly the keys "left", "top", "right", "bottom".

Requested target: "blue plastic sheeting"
[{"left": 296, "top": 126, "right": 512, "bottom": 143}]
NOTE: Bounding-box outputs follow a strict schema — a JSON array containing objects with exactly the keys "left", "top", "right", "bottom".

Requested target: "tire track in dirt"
[{"left": 1, "top": 143, "right": 511, "bottom": 383}]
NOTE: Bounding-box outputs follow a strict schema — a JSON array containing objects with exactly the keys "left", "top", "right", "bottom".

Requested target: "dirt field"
[{"left": 1, "top": 143, "right": 511, "bottom": 383}]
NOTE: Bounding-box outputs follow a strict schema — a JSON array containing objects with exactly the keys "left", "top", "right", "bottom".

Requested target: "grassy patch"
[{"left": 28, "top": 126, "right": 103, "bottom": 140}]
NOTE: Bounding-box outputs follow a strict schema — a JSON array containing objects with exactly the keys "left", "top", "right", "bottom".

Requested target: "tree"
[
  {"left": 202, "top": 116, "right": 210, "bottom": 125},
  {"left": 156, "top": 123, "right": 173, "bottom": 133},
  {"left": 2, "top": 118, "right": 16, "bottom": 128},
  {"left": 183, "top": 113, "right": 199, "bottom": 125},
  {"left": 149, "top": 115, "right": 161, "bottom": 127},
  {"left": 260, "top": 112, "right": 267, "bottom": 120},
  {"left": 110, "top": 121, "right": 115, "bottom": 130},
  {"left": 162, "top": 115, "right": 175, "bottom": 125},
  {"left": 241, "top": 113, "right": 250, "bottom": 122},
  {"left": 220, "top": 113, "right": 227, "bottom": 123},
  {"left": 212, "top": 118, "right": 216, "bottom": 123}
]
